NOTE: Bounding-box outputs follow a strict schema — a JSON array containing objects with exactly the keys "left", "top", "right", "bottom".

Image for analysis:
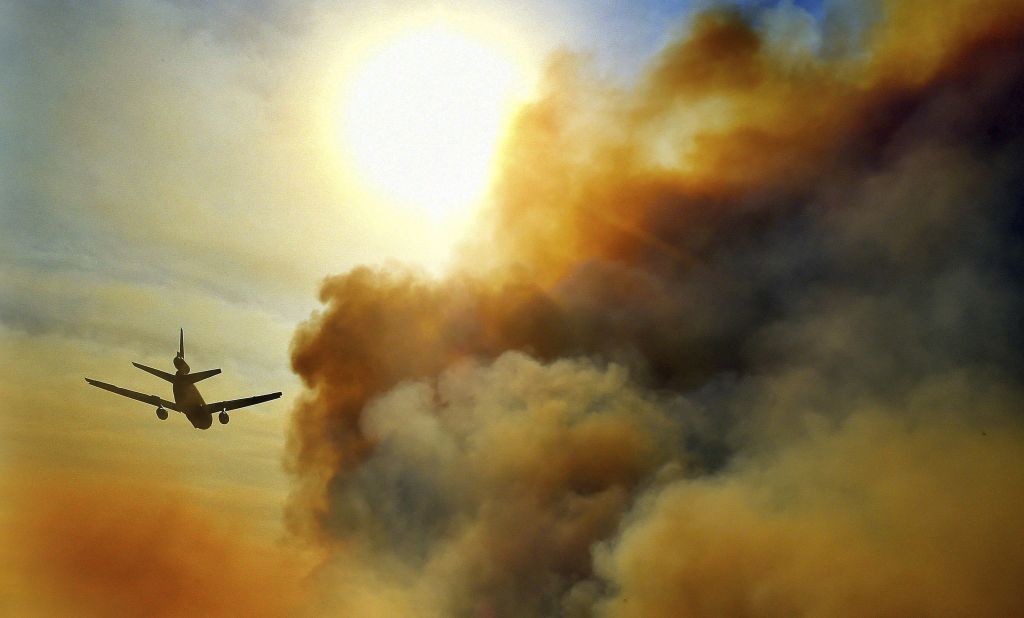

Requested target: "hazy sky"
[
  {"left": 3, "top": 0, "right": 1023, "bottom": 615},
  {"left": 0, "top": 0, "right": 722, "bottom": 529},
  {"left": 0, "top": 2, "right": 724, "bottom": 609}
]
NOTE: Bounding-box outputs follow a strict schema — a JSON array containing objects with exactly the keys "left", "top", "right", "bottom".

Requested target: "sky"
[{"left": 2, "top": 0, "right": 1024, "bottom": 615}]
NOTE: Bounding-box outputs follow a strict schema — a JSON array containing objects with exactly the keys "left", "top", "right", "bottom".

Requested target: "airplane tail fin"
[
  {"left": 178, "top": 328, "right": 184, "bottom": 359},
  {"left": 180, "top": 368, "right": 221, "bottom": 384}
]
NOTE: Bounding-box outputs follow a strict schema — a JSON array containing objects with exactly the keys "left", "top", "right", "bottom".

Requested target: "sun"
[{"left": 337, "top": 15, "right": 532, "bottom": 224}]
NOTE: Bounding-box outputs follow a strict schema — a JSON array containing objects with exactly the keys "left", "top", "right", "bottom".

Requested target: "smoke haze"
[
  {"left": 287, "top": 0, "right": 1024, "bottom": 615},
  {"left": 5, "top": 478, "right": 305, "bottom": 617}
]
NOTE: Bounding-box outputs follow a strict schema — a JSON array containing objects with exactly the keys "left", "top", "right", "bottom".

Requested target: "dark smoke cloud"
[
  {"left": 288, "top": 1, "right": 1024, "bottom": 615},
  {"left": 309, "top": 353, "right": 678, "bottom": 616}
]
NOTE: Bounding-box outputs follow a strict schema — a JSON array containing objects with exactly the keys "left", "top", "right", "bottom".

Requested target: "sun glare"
[{"left": 338, "top": 16, "right": 532, "bottom": 226}]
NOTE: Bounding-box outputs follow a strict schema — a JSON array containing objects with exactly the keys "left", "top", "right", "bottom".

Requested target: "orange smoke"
[
  {"left": 482, "top": 0, "right": 1024, "bottom": 283},
  {"left": 286, "top": 1, "right": 1024, "bottom": 615},
  {"left": 595, "top": 415, "right": 1024, "bottom": 617},
  {"left": 11, "top": 478, "right": 305, "bottom": 617}
]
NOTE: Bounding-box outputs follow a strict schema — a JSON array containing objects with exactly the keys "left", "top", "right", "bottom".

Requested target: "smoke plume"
[{"left": 288, "top": 1, "right": 1024, "bottom": 615}]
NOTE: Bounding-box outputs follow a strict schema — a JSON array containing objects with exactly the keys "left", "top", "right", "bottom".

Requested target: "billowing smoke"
[{"left": 288, "top": 1, "right": 1024, "bottom": 615}]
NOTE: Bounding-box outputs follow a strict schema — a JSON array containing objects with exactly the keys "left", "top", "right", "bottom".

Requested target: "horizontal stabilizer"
[
  {"left": 133, "top": 362, "right": 175, "bottom": 382},
  {"left": 181, "top": 368, "right": 221, "bottom": 383}
]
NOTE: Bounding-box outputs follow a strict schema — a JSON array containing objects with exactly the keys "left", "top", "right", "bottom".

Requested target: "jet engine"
[
  {"left": 173, "top": 356, "right": 190, "bottom": 373},
  {"left": 218, "top": 412, "right": 229, "bottom": 425},
  {"left": 156, "top": 407, "right": 168, "bottom": 420}
]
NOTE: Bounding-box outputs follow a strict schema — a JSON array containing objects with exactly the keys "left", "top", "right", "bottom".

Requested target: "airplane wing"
[
  {"left": 205, "top": 392, "right": 281, "bottom": 413},
  {"left": 85, "top": 378, "right": 180, "bottom": 411}
]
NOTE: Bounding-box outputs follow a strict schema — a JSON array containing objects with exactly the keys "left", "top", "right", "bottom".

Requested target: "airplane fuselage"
[{"left": 172, "top": 377, "right": 212, "bottom": 429}]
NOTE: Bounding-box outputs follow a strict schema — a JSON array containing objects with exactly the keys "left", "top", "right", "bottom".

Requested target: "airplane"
[{"left": 85, "top": 329, "right": 281, "bottom": 429}]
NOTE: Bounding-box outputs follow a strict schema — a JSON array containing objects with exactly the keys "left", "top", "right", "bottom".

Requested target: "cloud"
[{"left": 0, "top": 0, "right": 410, "bottom": 316}]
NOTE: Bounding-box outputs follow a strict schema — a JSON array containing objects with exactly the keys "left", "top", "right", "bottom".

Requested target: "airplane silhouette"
[{"left": 85, "top": 329, "right": 281, "bottom": 429}]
